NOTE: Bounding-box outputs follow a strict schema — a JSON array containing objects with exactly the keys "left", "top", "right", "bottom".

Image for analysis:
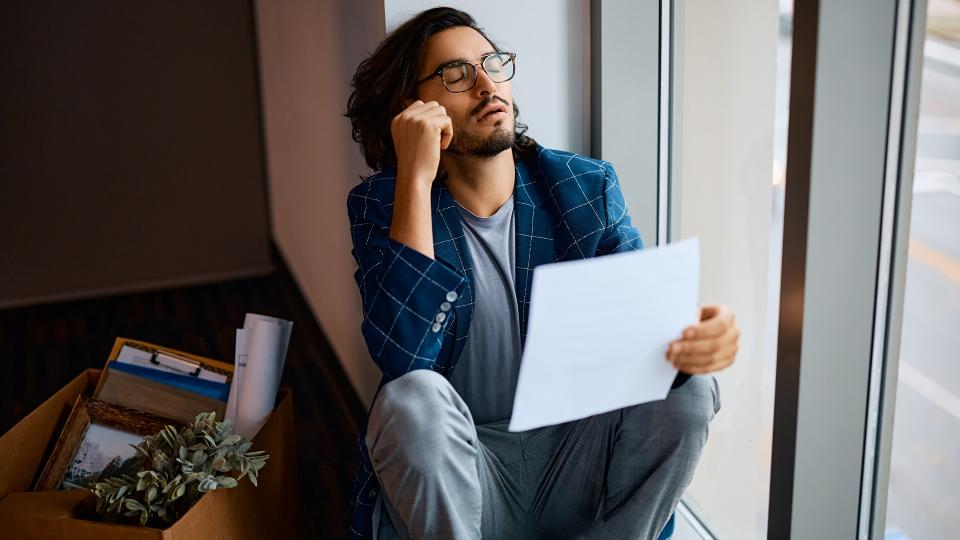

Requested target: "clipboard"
[{"left": 91, "top": 337, "right": 233, "bottom": 398}]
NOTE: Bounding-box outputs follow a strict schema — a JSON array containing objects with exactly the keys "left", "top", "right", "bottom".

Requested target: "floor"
[{"left": 0, "top": 258, "right": 367, "bottom": 539}]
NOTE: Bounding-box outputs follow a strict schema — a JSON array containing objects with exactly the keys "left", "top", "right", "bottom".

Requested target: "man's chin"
[{"left": 447, "top": 128, "right": 515, "bottom": 159}]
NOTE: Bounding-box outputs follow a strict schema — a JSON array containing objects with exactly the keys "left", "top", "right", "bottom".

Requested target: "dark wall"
[{"left": 0, "top": 1, "right": 272, "bottom": 307}]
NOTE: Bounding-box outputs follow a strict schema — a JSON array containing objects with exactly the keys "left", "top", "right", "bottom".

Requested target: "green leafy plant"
[{"left": 91, "top": 412, "right": 268, "bottom": 526}]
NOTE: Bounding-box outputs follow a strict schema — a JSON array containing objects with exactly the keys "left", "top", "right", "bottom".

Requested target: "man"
[{"left": 344, "top": 7, "right": 738, "bottom": 539}]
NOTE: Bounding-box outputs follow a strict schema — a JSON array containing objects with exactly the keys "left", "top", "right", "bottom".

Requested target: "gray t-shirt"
[{"left": 448, "top": 195, "right": 523, "bottom": 425}]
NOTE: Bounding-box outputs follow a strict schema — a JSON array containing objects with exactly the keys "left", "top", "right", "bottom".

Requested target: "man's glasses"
[{"left": 416, "top": 52, "right": 517, "bottom": 93}]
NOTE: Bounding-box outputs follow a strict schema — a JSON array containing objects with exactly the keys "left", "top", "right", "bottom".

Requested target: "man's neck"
[{"left": 440, "top": 149, "right": 515, "bottom": 218}]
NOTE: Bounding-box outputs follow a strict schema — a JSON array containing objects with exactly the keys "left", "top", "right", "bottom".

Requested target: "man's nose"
[{"left": 473, "top": 66, "right": 499, "bottom": 96}]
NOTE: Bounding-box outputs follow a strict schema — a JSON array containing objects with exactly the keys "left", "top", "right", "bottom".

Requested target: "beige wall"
[
  {"left": 253, "top": 0, "right": 386, "bottom": 407},
  {"left": 0, "top": 1, "right": 272, "bottom": 308}
]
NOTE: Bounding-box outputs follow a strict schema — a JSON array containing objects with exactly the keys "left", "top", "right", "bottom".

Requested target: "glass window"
[{"left": 884, "top": 1, "right": 960, "bottom": 538}]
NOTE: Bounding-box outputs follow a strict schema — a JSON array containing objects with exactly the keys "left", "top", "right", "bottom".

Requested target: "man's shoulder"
[
  {"left": 533, "top": 146, "right": 607, "bottom": 168},
  {"left": 348, "top": 168, "right": 398, "bottom": 199},
  {"left": 525, "top": 145, "right": 613, "bottom": 190},
  {"left": 347, "top": 168, "right": 398, "bottom": 221}
]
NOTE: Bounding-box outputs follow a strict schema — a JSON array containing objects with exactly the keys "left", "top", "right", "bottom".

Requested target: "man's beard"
[{"left": 446, "top": 124, "right": 515, "bottom": 159}]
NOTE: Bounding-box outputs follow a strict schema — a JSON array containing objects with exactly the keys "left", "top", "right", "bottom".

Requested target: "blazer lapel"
[{"left": 430, "top": 180, "right": 472, "bottom": 279}]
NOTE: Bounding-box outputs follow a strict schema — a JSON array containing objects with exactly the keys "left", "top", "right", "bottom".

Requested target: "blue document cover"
[{"left": 108, "top": 361, "right": 230, "bottom": 401}]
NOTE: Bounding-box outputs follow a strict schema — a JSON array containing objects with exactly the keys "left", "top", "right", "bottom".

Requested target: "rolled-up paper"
[
  {"left": 243, "top": 313, "right": 293, "bottom": 374},
  {"left": 233, "top": 318, "right": 283, "bottom": 438},
  {"left": 225, "top": 313, "right": 293, "bottom": 438}
]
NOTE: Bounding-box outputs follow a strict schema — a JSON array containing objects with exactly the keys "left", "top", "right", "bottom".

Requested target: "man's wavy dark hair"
[{"left": 345, "top": 7, "right": 537, "bottom": 172}]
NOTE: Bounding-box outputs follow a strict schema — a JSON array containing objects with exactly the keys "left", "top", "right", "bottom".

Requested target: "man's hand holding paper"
[{"left": 509, "top": 237, "right": 721, "bottom": 432}]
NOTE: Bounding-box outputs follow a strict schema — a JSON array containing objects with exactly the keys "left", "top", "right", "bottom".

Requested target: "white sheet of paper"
[
  {"left": 227, "top": 313, "right": 294, "bottom": 438},
  {"left": 234, "top": 318, "right": 283, "bottom": 438},
  {"left": 508, "top": 237, "right": 700, "bottom": 432},
  {"left": 243, "top": 313, "right": 294, "bottom": 375},
  {"left": 116, "top": 344, "right": 227, "bottom": 383},
  {"left": 116, "top": 345, "right": 155, "bottom": 369}
]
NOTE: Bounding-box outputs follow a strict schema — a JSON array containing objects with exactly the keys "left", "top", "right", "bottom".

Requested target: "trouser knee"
[
  {"left": 365, "top": 369, "right": 475, "bottom": 476},
  {"left": 622, "top": 374, "right": 719, "bottom": 451}
]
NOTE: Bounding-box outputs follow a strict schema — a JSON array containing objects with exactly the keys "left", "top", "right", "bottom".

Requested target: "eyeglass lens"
[{"left": 441, "top": 53, "right": 514, "bottom": 92}]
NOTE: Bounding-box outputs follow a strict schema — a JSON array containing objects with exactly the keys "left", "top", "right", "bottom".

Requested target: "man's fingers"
[
  {"left": 667, "top": 323, "right": 740, "bottom": 363},
  {"left": 672, "top": 341, "right": 739, "bottom": 371},
  {"left": 689, "top": 315, "right": 727, "bottom": 338},
  {"left": 407, "top": 106, "right": 444, "bottom": 122},
  {"left": 411, "top": 100, "right": 444, "bottom": 114},
  {"left": 682, "top": 305, "right": 733, "bottom": 339},
  {"left": 407, "top": 105, "right": 451, "bottom": 129},
  {"left": 666, "top": 304, "right": 740, "bottom": 374},
  {"left": 671, "top": 334, "right": 729, "bottom": 357},
  {"left": 674, "top": 341, "right": 739, "bottom": 368},
  {"left": 401, "top": 99, "right": 425, "bottom": 113},
  {"left": 399, "top": 100, "right": 443, "bottom": 119},
  {"left": 395, "top": 102, "right": 452, "bottom": 144}
]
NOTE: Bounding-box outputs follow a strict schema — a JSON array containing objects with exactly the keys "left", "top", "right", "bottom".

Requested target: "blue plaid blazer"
[{"left": 345, "top": 145, "right": 687, "bottom": 539}]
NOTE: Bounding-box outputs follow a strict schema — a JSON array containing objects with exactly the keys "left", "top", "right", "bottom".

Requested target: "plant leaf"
[
  {"left": 219, "top": 434, "right": 242, "bottom": 447},
  {"left": 218, "top": 476, "right": 238, "bottom": 489}
]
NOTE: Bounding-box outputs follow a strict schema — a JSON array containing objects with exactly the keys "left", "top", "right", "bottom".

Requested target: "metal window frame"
[
  {"left": 590, "top": 0, "right": 664, "bottom": 246},
  {"left": 768, "top": 0, "right": 925, "bottom": 538},
  {"left": 867, "top": 0, "right": 927, "bottom": 537}
]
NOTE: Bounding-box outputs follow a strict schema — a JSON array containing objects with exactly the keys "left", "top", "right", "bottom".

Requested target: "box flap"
[{"left": 0, "top": 369, "right": 99, "bottom": 498}]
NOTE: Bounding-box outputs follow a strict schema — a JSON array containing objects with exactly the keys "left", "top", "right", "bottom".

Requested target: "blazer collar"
[{"left": 429, "top": 153, "right": 550, "bottom": 268}]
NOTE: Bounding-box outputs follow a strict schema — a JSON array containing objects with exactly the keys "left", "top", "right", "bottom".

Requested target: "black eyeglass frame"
[{"left": 415, "top": 52, "right": 517, "bottom": 93}]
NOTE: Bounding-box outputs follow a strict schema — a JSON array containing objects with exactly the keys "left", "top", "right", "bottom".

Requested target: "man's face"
[{"left": 415, "top": 26, "right": 515, "bottom": 158}]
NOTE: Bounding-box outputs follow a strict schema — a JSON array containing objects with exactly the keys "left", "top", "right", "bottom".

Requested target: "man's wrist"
[{"left": 395, "top": 169, "right": 435, "bottom": 193}]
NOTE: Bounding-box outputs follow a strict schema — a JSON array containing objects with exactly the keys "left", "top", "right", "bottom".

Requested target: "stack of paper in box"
[
  {"left": 94, "top": 312, "right": 292, "bottom": 433},
  {"left": 94, "top": 339, "right": 234, "bottom": 424}
]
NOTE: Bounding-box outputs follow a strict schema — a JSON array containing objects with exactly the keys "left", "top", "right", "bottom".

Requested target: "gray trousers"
[{"left": 365, "top": 370, "right": 720, "bottom": 540}]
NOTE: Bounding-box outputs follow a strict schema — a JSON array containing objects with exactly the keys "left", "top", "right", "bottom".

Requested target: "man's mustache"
[{"left": 471, "top": 96, "right": 510, "bottom": 117}]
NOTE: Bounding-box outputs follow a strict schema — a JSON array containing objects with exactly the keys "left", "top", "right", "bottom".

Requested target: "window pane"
[
  {"left": 885, "top": 1, "right": 960, "bottom": 538},
  {"left": 671, "top": 1, "right": 792, "bottom": 538}
]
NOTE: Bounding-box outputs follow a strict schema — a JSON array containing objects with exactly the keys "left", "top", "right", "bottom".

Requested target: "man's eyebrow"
[{"left": 433, "top": 51, "right": 498, "bottom": 71}]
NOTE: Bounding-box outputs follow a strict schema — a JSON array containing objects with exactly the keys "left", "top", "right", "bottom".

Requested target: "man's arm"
[
  {"left": 346, "top": 100, "right": 461, "bottom": 380},
  {"left": 387, "top": 99, "right": 453, "bottom": 259},
  {"left": 347, "top": 179, "right": 467, "bottom": 380}
]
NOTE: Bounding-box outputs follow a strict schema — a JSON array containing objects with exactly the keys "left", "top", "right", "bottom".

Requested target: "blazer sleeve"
[
  {"left": 596, "top": 161, "right": 692, "bottom": 390},
  {"left": 347, "top": 181, "right": 469, "bottom": 380}
]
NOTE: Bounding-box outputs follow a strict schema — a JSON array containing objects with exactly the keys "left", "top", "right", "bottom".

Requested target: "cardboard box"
[{"left": 0, "top": 369, "right": 301, "bottom": 539}]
